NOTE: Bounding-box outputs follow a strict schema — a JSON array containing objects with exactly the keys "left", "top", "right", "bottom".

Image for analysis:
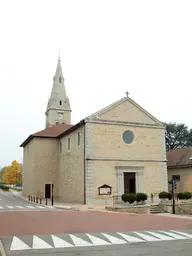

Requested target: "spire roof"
[{"left": 55, "top": 57, "right": 63, "bottom": 79}]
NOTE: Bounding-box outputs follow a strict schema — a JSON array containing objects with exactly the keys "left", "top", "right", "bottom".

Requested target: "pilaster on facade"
[{"left": 84, "top": 123, "right": 93, "bottom": 204}]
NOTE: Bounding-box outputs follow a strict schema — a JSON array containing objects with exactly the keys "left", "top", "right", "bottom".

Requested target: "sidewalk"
[
  {"left": 11, "top": 190, "right": 108, "bottom": 212},
  {"left": 156, "top": 212, "right": 192, "bottom": 219}
]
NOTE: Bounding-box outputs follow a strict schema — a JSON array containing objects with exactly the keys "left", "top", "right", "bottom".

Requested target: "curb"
[{"left": 0, "top": 239, "right": 6, "bottom": 256}]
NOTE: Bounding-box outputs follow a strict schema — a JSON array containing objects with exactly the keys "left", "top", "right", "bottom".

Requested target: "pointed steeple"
[{"left": 45, "top": 57, "right": 72, "bottom": 127}]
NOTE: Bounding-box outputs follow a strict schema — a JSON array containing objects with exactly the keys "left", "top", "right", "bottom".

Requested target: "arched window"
[{"left": 59, "top": 77, "right": 62, "bottom": 83}]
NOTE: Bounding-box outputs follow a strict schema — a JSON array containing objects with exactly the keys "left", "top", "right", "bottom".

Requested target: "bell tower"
[{"left": 45, "top": 56, "right": 71, "bottom": 127}]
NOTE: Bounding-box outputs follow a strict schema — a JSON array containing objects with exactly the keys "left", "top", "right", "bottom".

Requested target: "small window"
[
  {"left": 67, "top": 138, "right": 71, "bottom": 151},
  {"left": 59, "top": 100, "right": 62, "bottom": 105},
  {"left": 59, "top": 142, "right": 62, "bottom": 153},
  {"left": 58, "top": 113, "right": 63, "bottom": 120},
  {"left": 59, "top": 77, "right": 62, "bottom": 83},
  {"left": 172, "top": 175, "right": 180, "bottom": 182},
  {"left": 77, "top": 132, "right": 80, "bottom": 146}
]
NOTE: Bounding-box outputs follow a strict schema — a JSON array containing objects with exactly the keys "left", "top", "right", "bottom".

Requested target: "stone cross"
[{"left": 125, "top": 91, "right": 129, "bottom": 97}]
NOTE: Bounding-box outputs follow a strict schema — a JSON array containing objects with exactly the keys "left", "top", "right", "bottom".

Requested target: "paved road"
[
  {"left": 0, "top": 190, "right": 59, "bottom": 212},
  {"left": 0, "top": 209, "right": 192, "bottom": 237},
  {"left": 1, "top": 230, "right": 192, "bottom": 255}
]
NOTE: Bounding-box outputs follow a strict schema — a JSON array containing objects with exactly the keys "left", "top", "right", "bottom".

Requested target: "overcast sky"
[{"left": 0, "top": 0, "right": 192, "bottom": 166}]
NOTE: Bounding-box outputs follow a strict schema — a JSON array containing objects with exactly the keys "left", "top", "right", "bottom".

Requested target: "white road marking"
[
  {"left": 46, "top": 206, "right": 55, "bottom": 209},
  {"left": 69, "top": 234, "right": 93, "bottom": 247},
  {"left": 7, "top": 206, "right": 14, "bottom": 209},
  {"left": 133, "top": 232, "right": 160, "bottom": 242},
  {"left": 36, "top": 206, "right": 45, "bottom": 209},
  {"left": 117, "top": 232, "right": 145, "bottom": 243},
  {"left": 160, "top": 231, "right": 189, "bottom": 240},
  {"left": 51, "top": 235, "right": 74, "bottom": 248},
  {"left": 171, "top": 230, "right": 192, "bottom": 239},
  {"left": 26, "top": 206, "right": 35, "bottom": 209},
  {"left": 8, "top": 230, "right": 192, "bottom": 251},
  {"left": 33, "top": 236, "right": 53, "bottom": 249},
  {"left": 16, "top": 206, "right": 25, "bottom": 209},
  {"left": 86, "top": 233, "right": 111, "bottom": 245},
  {"left": 0, "top": 206, "right": 4, "bottom": 209},
  {"left": 10, "top": 237, "right": 31, "bottom": 250},
  {"left": 146, "top": 231, "right": 175, "bottom": 241},
  {"left": 101, "top": 233, "right": 127, "bottom": 244}
]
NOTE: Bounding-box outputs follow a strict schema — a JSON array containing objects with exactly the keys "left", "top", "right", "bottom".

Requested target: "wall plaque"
[{"left": 98, "top": 184, "right": 112, "bottom": 195}]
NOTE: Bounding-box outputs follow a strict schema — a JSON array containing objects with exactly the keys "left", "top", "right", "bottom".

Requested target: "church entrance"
[{"left": 124, "top": 172, "right": 136, "bottom": 194}]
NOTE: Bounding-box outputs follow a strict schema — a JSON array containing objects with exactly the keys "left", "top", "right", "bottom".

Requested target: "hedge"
[
  {"left": 177, "top": 192, "right": 192, "bottom": 200},
  {"left": 159, "top": 191, "right": 171, "bottom": 200},
  {"left": 122, "top": 193, "right": 148, "bottom": 204}
]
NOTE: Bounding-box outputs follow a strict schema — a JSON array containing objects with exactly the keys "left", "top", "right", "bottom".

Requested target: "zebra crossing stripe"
[
  {"left": 33, "top": 236, "right": 53, "bottom": 249},
  {"left": 117, "top": 232, "right": 145, "bottom": 242},
  {"left": 86, "top": 234, "right": 111, "bottom": 245},
  {"left": 69, "top": 234, "right": 93, "bottom": 247},
  {"left": 133, "top": 232, "right": 160, "bottom": 242},
  {"left": 101, "top": 233, "right": 127, "bottom": 244},
  {"left": 51, "top": 235, "right": 74, "bottom": 248},
  {"left": 10, "top": 237, "right": 31, "bottom": 250},
  {"left": 170, "top": 230, "right": 192, "bottom": 238},
  {"left": 146, "top": 231, "right": 175, "bottom": 240},
  {"left": 160, "top": 231, "right": 190, "bottom": 240}
]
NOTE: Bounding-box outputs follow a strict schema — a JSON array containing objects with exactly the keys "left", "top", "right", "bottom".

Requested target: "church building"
[{"left": 20, "top": 57, "right": 168, "bottom": 205}]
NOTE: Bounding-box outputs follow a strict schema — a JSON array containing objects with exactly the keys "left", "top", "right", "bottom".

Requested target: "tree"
[
  {"left": 165, "top": 122, "right": 192, "bottom": 151},
  {"left": 2, "top": 160, "right": 22, "bottom": 185},
  {"left": 0, "top": 166, "right": 7, "bottom": 182}
]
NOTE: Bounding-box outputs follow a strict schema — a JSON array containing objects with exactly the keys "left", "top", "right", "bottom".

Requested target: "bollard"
[
  {"left": 34, "top": 196, "right": 35, "bottom": 202},
  {"left": 45, "top": 198, "right": 47, "bottom": 205},
  {"left": 36, "top": 197, "right": 38, "bottom": 203},
  {"left": 28, "top": 196, "right": 30, "bottom": 201},
  {"left": 40, "top": 198, "right": 42, "bottom": 204},
  {"left": 151, "top": 193, "right": 154, "bottom": 203}
]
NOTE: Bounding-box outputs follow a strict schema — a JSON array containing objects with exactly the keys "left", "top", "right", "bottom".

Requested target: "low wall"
[
  {"left": 159, "top": 200, "right": 192, "bottom": 215},
  {"left": 106, "top": 205, "right": 150, "bottom": 214}
]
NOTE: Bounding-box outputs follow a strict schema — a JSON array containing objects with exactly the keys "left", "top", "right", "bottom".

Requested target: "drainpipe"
[{"left": 83, "top": 123, "right": 86, "bottom": 205}]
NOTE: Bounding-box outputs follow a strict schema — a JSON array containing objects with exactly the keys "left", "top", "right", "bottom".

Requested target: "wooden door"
[{"left": 124, "top": 172, "right": 136, "bottom": 194}]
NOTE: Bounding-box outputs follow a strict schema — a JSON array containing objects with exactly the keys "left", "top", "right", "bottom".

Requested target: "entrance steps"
[{"left": 150, "top": 204, "right": 163, "bottom": 214}]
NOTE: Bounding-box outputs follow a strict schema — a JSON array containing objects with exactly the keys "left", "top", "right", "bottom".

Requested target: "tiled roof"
[
  {"left": 33, "top": 123, "right": 73, "bottom": 137},
  {"left": 167, "top": 147, "right": 192, "bottom": 168},
  {"left": 20, "top": 123, "right": 73, "bottom": 147}
]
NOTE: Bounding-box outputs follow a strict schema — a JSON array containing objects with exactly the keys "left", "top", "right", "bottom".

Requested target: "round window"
[{"left": 122, "top": 130, "right": 134, "bottom": 144}]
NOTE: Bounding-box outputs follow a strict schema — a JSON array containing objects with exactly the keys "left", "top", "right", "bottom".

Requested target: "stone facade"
[
  {"left": 168, "top": 167, "right": 192, "bottom": 193},
  {"left": 58, "top": 126, "right": 85, "bottom": 203},
  {"left": 83, "top": 99, "right": 167, "bottom": 204},
  {"left": 22, "top": 138, "right": 59, "bottom": 198}
]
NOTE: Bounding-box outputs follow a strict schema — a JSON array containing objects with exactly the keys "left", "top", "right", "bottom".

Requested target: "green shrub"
[
  {"left": 121, "top": 193, "right": 136, "bottom": 204},
  {"left": 177, "top": 192, "right": 192, "bottom": 200},
  {"left": 136, "top": 193, "right": 148, "bottom": 202},
  {"left": 0, "top": 185, "right": 9, "bottom": 191},
  {"left": 127, "top": 193, "right": 136, "bottom": 204},
  {"left": 159, "top": 191, "right": 171, "bottom": 199},
  {"left": 121, "top": 193, "right": 128, "bottom": 203}
]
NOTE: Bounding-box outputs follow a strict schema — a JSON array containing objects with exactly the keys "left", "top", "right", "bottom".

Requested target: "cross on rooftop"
[{"left": 125, "top": 91, "right": 129, "bottom": 97}]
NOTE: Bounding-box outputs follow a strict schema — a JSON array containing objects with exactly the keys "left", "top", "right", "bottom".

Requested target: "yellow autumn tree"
[
  {"left": 11, "top": 160, "right": 22, "bottom": 184},
  {"left": 2, "top": 160, "right": 22, "bottom": 185}
]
